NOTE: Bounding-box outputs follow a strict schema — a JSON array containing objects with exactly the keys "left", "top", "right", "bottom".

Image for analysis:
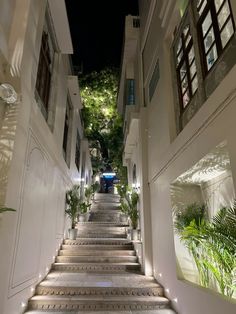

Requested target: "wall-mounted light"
[{"left": 0, "top": 83, "right": 18, "bottom": 104}]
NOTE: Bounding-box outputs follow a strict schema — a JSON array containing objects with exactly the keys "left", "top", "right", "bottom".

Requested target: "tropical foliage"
[
  {"left": 79, "top": 68, "right": 126, "bottom": 182},
  {"left": 117, "top": 184, "right": 139, "bottom": 229},
  {"left": 65, "top": 185, "right": 80, "bottom": 229},
  {"left": 174, "top": 202, "right": 236, "bottom": 298}
]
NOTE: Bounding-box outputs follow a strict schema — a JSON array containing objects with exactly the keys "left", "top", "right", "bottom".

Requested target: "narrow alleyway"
[{"left": 24, "top": 194, "right": 175, "bottom": 314}]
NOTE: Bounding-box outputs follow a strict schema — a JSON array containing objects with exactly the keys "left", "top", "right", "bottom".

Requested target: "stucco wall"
[
  {"left": 138, "top": 0, "right": 236, "bottom": 313},
  {"left": 0, "top": 1, "right": 91, "bottom": 313}
]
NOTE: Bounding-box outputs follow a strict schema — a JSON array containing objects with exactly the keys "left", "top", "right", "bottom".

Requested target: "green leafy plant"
[
  {"left": 85, "top": 186, "right": 93, "bottom": 203},
  {"left": 79, "top": 201, "right": 91, "bottom": 215},
  {"left": 65, "top": 185, "right": 80, "bottom": 229},
  {"left": 174, "top": 202, "right": 236, "bottom": 297},
  {"left": 0, "top": 206, "right": 16, "bottom": 213},
  {"left": 118, "top": 186, "right": 139, "bottom": 229},
  {"left": 80, "top": 68, "right": 126, "bottom": 180}
]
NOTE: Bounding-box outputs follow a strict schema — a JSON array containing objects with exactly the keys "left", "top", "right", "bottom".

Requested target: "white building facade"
[
  {"left": 0, "top": 1, "right": 92, "bottom": 313},
  {"left": 118, "top": 1, "right": 236, "bottom": 313}
]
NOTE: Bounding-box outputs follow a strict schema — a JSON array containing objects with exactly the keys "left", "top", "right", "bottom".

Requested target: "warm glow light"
[
  {"left": 165, "top": 288, "right": 170, "bottom": 293},
  {"left": 159, "top": 273, "right": 162, "bottom": 277},
  {"left": 46, "top": 267, "right": 49, "bottom": 272},
  {"left": 173, "top": 297, "right": 178, "bottom": 303},
  {"left": 95, "top": 175, "right": 100, "bottom": 182},
  {"left": 21, "top": 302, "right": 26, "bottom": 308},
  {"left": 39, "top": 274, "right": 42, "bottom": 279},
  {"left": 31, "top": 287, "right": 35, "bottom": 292}
]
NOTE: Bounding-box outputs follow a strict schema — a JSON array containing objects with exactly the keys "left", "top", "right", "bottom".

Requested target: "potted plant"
[
  {"left": 78, "top": 201, "right": 91, "bottom": 222},
  {"left": 65, "top": 185, "right": 80, "bottom": 240},
  {"left": 127, "top": 190, "right": 139, "bottom": 240},
  {"left": 91, "top": 182, "right": 100, "bottom": 200},
  {"left": 117, "top": 184, "right": 129, "bottom": 223},
  {"left": 119, "top": 186, "right": 139, "bottom": 240}
]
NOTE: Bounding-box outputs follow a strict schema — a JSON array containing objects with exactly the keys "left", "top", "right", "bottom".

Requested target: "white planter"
[
  {"left": 120, "top": 213, "right": 128, "bottom": 223},
  {"left": 131, "top": 229, "right": 139, "bottom": 241},
  {"left": 68, "top": 228, "right": 77, "bottom": 240}
]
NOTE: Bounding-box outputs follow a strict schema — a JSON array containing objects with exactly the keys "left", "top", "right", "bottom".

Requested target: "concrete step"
[
  {"left": 76, "top": 222, "right": 129, "bottom": 227},
  {"left": 36, "top": 285, "right": 163, "bottom": 297},
  {"left": 76, "top": 233, "right": 127, "bottom": 238},
  {"left": 59, "top": 249, "right": 136, "bottom": 256},
  {"left": 28, "top": 295, "right": 170, "bottom": 311},
  {"left": 61, "top": 244, "right": 133, "bottom": 250},
  {"left": 56, "top": 255, "right": 138, "bottom": 263},
  {"left": 77, "top": 225, "right": 127, "bottom": 231},
  {"left": 52, "top": 262, "right": 140, "bottom": 272},
  {"left": 64, "top": 238, "right": 132, "bottom": 246},
  {"left": 25, "top": 310, "right": 176, "bottom": 314}
]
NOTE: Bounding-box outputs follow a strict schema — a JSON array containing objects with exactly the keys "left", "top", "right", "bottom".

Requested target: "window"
[
  {"left": 63, "top": 96, "right": 72, "bottom": 164},
  {"left": 175, "top": 25, "right": 198, "bottom": 109},
  {"left": 197, "top": 0, "right": 235, "bottom": 72},
  {"left": 75, "top": 131, "right": 81, "bottom": 172},
  {"left": 133, "top": 18, "right": 140, "bottom": 28},
  {"left": 126, "top": 79, "right": 135, "bottom": 105},
  {"left": 35, "top": 31, "right": 52, "bottom": 119}
]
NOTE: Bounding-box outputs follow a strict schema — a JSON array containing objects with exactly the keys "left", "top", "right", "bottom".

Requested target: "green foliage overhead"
[{"left": 79, "top": 68, "right": 126, "bottom": 179}]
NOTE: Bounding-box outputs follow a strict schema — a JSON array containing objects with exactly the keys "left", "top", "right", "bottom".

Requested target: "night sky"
[{"left": 65, "top": 0, "right": 139, "bottom": 74}]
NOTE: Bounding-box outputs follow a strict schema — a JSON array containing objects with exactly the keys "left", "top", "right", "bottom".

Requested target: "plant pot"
[
  {"left": 68, "top": 228, "right": 77, "bottom": 240},
  {"left": 131, "top": 229, "right": 139, "bottom": 241},
  {"left": 120, "top": 213, "right": 128, "bottom": 223}
]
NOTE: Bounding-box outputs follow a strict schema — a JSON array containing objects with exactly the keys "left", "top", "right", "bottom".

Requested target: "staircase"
[{"left": 25, "top": 193, "right": 176, "bottom": 313}]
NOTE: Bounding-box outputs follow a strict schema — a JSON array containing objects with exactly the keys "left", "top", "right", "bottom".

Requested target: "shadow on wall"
[{"left": 0, "top": 101, "right": 18, "bottom": 204}]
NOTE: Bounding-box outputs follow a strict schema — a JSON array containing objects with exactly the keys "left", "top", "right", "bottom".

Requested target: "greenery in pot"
[
  {"left": 118, "top": 185, "right": 139, "bottom": 229},
  {"left": 79, "top": 201, "right": 91, "bottom": 215},
  {"left": 65, "top": 185, "right": 80, "bottom": 229},
  {"left": 174, "top": 201, "right": 236, "bottom": 297}
]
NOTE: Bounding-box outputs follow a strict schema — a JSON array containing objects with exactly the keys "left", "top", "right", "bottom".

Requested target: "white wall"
[
  {"left": 138, "top": 0, "right": 236, "bottom": 313},
  {"left": 0, "top": 1, "right": 91, "bottom": 313}
]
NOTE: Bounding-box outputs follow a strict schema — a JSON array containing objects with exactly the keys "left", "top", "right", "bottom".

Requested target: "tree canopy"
[{"left": 79, "top": 68, "right": 126, "bottom": 181}]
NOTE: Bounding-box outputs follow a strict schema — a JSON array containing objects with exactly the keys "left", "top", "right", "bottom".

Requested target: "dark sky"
[{"left": 65, "top": 0, "right": 139, "bottom": 74}]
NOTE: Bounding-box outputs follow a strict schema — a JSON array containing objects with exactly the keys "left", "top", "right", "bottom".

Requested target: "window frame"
[
  {"left": 75, "top": 130, "right": 81, "bottom": 172},
  {"left": 197, "top": 0, "right": 235, "bottom": 76},
  {"left": 62, "top": 95, "right": 73, "bottom": 166},
  {"left": 175, "top": 24, "right": 198, "bottom": 111},
  {"left": 35, "top": 31, "right": 52, "bottom": 119}
]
